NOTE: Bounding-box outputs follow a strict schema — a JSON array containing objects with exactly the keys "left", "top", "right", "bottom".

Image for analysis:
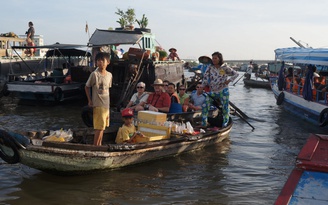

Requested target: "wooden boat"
[
  {"left": 271, "top": 47, "right": 328, "bottom": 127},
  {"left": 243, "top": 78, "right": 271, "bottom": 89},
  {"left": 275, "top": 133, "right": 328, "bottom": 204},
  {"left": 0, "top": 118, "right": 232, "bottom": 175},
  {"left": 88, "top": 29, "right": 185, "bottom": 110},
  {"left": 5, "top": 44, "right": 92, "bottom": 103}
]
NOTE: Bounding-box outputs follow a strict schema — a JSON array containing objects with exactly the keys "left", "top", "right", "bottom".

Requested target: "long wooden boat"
[
  {"left": 0, "top": 119, "right": 232, "bottom": 175},
  {"left": 271, "top": 47, "right": 328, "bottom": 127},
  {"left": 243, "top": 78, "right": 271, "bottom": 89},
  {"left": 275, "top": 133, "right": 328, "bottom": 204}
]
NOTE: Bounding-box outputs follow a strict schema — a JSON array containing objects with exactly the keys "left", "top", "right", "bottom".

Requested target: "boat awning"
[
  {"left": 46, "top": 48, "right": 91, "bottom": 57},
  {"left": 275, "top": 47, "right": 328, "bottom": 66},
  {"left": 88, "top": 29, "right": 143, "bottom": 47},
  {"left": 11, "top": 43, "right": 87, "bottom": 50}
]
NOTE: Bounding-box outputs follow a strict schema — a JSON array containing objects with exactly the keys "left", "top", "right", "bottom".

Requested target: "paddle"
[
  {"left": 232, "top": 74, "right": 244, "bottom": 86},
  {"left": 228, "top": 101, "right": 249, "bottom": 119},
  {"left": 233, "top": 66, "right": 252, "bottom": 86}
]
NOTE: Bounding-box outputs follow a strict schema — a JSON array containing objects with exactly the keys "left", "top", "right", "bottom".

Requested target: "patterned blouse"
[{"left": 202, "top": 63, "right": 239, "bottom": 93}]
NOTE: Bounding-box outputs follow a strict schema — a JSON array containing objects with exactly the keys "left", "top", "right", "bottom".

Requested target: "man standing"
[{"left": 26, "top": 21, "right": 35, "bottom": 40}]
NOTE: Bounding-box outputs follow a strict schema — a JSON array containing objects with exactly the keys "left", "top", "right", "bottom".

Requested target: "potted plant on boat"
[
  {"left": 116, "top": 18, "right": 127, "bottom": 30},
  {"left": 158, "top": 50, "right": 167, "bottom": 61},
  {"left": 115, "top": 8, "right": 136, "bottom": 31},
  {"left": 135, "top": 14, "right": 151, "bottom": 33}
]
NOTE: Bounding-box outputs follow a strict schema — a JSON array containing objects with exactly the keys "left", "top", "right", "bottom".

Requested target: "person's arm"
[
  {"left": 126, "top": 101, "right": 133, "bottom": 108},
  {"left": 84, "top": 86, "right": 92, "bottom": 107}
]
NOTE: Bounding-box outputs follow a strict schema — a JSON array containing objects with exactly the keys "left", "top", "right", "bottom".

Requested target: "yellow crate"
[
  {"left": 137, "top": 111, "right": 167, "bottom": 124},
  {"left": 134, "top": 134, "right": 168, "bottom": 143},
  {"left": 137, "top": 123, "right": 171, "bottom": 142}
]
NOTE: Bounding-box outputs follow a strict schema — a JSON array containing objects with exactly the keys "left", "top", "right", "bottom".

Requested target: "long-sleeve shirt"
[{"left": 202, "top": 63, "right": 239, "bottom": 93}]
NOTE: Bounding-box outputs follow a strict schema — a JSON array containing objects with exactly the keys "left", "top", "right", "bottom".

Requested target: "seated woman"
[
  {"left": 126, "top": 82, "right": 149, "bottom": 111},
  {"left": 167, "top": 48, "right": 180, "bottom": 61}
]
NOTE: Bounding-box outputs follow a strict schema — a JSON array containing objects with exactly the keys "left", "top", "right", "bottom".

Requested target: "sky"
[{"left": 2, "top": 0, "right": 328, "bottom": 60}]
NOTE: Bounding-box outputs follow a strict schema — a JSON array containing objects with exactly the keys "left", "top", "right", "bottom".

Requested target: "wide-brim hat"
[
  {"left": 169, "top": 48, "right": 177, "bottom": 52},
  {"left": 198, "top": 56, "right": 212, "bottom": 64},
  {"left": 151, "top": 78, "right": 164, "bottom": 86},
  {"left": 121, "top": 108, "right": 134, "bottom": 117},
  {"left": 314, "top": 72, "right": 320, "bottom": 77}
]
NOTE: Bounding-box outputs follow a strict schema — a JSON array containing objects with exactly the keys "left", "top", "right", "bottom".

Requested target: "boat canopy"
[
  {"left": 46, "top": 48, "right": 91, "bottom": 57},
  {"left": 88, "top": 29, "right": 143, "bottom": 47},
  {"left": 11, "top": 43, "right": 87, "bottom": 50},
  {"left": 275, "top": 47, "right": 328, "bottom": 66}
]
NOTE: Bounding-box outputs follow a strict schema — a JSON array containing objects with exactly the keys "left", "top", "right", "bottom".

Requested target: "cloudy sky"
[{"left": 3, "top": 0, "right": 328, "bottom": 60}]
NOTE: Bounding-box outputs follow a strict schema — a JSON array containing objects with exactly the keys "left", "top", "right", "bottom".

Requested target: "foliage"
[
  {"left": 136, "top": 14, "right": 148, "bottom": 28},
  {"left": 116, "top": 17, "right": 127, "bottom": 28},
  {"left": 158, "top": 50, "right": 168, "bottom": 58},
  {"left": 115, "top": 8, "right": 136, "bottom": 27}
]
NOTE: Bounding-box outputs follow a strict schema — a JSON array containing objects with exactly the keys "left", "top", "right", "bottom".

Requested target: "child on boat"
[{"left": 115, "top": 108, "right": 137, "bottom": 144}]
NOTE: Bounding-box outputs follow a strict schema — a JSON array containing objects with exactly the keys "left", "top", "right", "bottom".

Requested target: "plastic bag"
[{"left": 42, "top": 129, "right": 73, "bottom": 142}]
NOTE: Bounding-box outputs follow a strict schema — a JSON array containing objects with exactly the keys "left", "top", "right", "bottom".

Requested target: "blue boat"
[
  {"left": 270, "top": 47, "right": 328, "bottom": 127},
  {"left": 275, "top": 133, "right": 328, "bottom": 204}
]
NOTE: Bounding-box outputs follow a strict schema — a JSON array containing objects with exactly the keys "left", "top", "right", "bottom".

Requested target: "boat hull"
[
  {"left": 243, "top": 79, "right": 271, "bottom": 89},
  {"left": 17, "top": 126, "right": 231, "bottom": 175},
  {"left": 275, "top": 134, "right": 328, "bottom": 205},
  {"left": 271, "top": 81, "right": 328, "bottom": 126},
  {"left": 7, "top": 81, "right": 84, "bottom": 102}
]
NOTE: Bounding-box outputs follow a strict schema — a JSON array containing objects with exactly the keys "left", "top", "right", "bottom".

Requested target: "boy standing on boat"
[{"left": 85, "top": 52, "right": 112, "bottom": 146}]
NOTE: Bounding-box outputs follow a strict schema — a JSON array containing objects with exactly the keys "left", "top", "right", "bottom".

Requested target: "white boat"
[{"left": 271, "top": 47, "right": 328, "bottom": 127}]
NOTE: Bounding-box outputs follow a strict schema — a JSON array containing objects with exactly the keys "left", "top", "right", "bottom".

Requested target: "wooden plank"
[
  {"left": 297, "top": 133, "right": 319, "bottom": 161},
  {"left": 275, "top": 168, "right": 303, "bottom": 205}
]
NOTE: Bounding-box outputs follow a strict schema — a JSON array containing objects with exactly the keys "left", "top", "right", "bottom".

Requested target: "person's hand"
[{"left": 149, "top": 105, "right": 158, "bottom": 112}]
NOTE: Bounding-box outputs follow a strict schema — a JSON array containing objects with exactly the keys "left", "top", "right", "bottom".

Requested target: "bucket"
[{"left": 169, "top": 103, "right": 183, "bottom": 113}]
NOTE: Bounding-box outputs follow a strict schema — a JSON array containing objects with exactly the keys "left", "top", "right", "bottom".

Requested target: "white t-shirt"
[
  {"left": 86, "top": 68, "right": 112, "bottom": 108},
  {"left": 247, "top": 65, "right": 253, "bottom": 74},
  {"left": 130, "top": 92, "right": 149, "bottom": 105}
]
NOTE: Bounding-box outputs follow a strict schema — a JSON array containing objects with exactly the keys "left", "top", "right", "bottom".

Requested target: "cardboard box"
[
  {"left": 128, "top": 47, "right": 150, "bottom": 60},
  {"left": 137, "top": 111, "right": 167, "bottom": 124},
  {"left": 136, "top": 123, "right": 171, "bottom": 143}
]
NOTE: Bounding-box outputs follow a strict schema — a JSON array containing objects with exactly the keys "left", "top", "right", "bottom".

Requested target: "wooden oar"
[
  {"left": 232, "top": 74, "right": 244, "bottom": 86},
  {"left": 228, "top": 101, "right": 249, "bottom": 119},
  {"left": 232, "top": 109, "right": 255, "bottom": 130}
]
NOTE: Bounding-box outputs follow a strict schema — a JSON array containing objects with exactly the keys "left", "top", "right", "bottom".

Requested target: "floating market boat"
[
  {"left": 87, "top": 28, "right": 185, "bottom": 110},
  {"left": 243, "top": 78, "right": 271, "bottom": 89},
  {"left": 5, "top": 43, "right": 92, "bottom": 103},
  {"left": 275, "top": 133, "right": 328, "bottom": 205},
  {"left": 271, "top": 47, "right": 328, "bottom": 127},
  {"left": 0, "top": 117, "right": 232, "bottom": 175}
]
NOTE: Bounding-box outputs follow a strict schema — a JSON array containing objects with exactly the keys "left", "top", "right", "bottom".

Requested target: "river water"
[{"left": 0, "top": 72, "right": 327, "bottom": 205}]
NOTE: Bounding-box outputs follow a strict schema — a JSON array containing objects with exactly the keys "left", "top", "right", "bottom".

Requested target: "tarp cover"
[
  {"left": 11, "top": 43, "right": 87, "bottom": 50},
  {"left": 275, "top": 47, "right": 328, "bottom": 66},
  {"left": 88, "top": 29, "right": 143, "bottom": 46},
  {"left": 46, "top": 48, "right": 91, "bottom": 57}
]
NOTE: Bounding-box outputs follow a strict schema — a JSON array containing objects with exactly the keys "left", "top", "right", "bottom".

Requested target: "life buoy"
[
  {"left": 53, "top": 87, "right": 63, "bottom": 102},
  {"left": 0, "top": 130, "right": 21, "bottom": 164},
  {"left": 319, "top": 108, "right": 328, "bottom": 127},
  {"left": 81, "top": 106, "right": 93, "bottom": 127},
  {"left": 276, "top": 92, "right": 284, "bottom": 105}
]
